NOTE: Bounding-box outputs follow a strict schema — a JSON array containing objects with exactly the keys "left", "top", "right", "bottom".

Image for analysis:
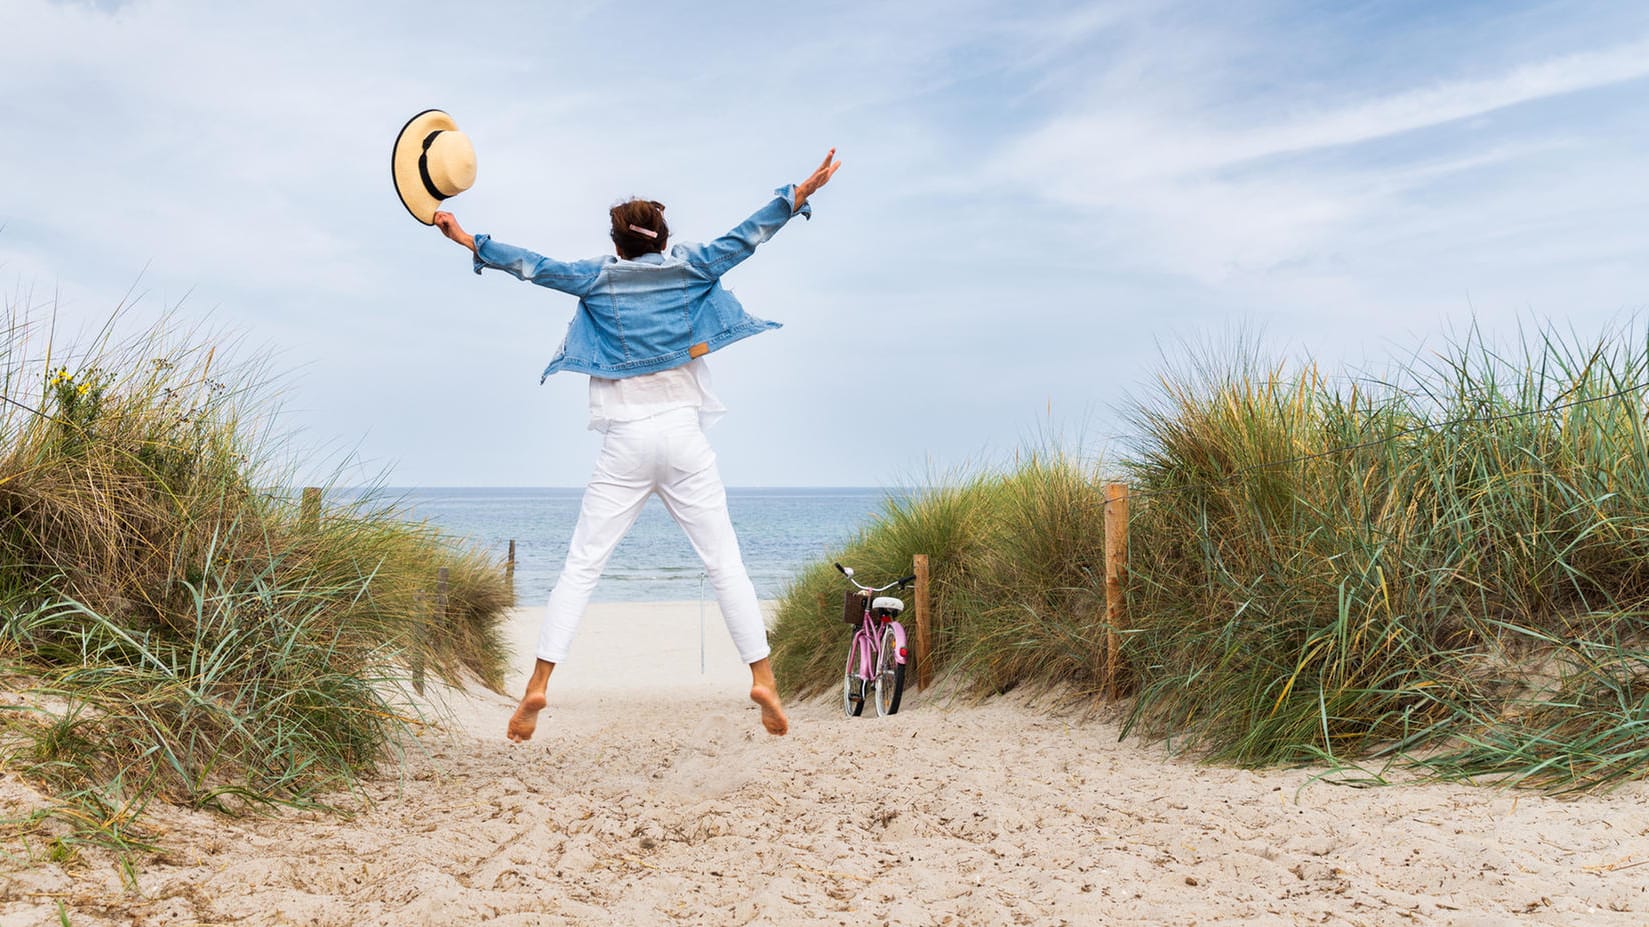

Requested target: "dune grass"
[
  {"left": 0, "top": 303, "right": 513, "bottom": 859},
  {"left": 770, "top": 321, "right": 1649, "bottom": 792}
]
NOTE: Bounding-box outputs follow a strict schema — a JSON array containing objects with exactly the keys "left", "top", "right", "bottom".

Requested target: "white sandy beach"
[{"left": 6, "top": 602, "right": 1649, "bottom": 925}]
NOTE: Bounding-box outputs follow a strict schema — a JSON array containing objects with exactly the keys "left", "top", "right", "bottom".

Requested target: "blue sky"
[{"left": 4, "top": 0, "right": 1648, "bottom": 486}]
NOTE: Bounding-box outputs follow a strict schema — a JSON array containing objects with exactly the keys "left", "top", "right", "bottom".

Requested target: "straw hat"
[{"left": 391, "top": 109, "right": 477, "bottom": 225}]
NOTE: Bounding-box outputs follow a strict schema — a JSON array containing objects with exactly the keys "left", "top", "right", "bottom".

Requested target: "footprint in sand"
[{"left": 655, "top": 713, "right": 762, "bottom": 797}]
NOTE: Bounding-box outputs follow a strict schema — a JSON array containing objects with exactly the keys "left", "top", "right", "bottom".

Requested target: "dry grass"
[{"left": 0, "top": 301, "right": 513, "bottom": 859}]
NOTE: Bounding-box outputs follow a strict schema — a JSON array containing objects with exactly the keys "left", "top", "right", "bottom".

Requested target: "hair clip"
[{"left": 627, "top": 224, "right": 659, "bottom": 239}]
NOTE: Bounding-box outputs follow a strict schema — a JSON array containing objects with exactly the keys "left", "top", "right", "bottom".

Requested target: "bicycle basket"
[{"left": 843, "top": 589, "right": 867, "bottom": 625}]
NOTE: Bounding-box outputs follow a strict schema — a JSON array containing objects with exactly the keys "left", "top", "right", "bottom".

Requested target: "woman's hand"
[
  {"left": 793, "top": 148, "right": 841, "bottom": 212},
  {"left": 433, "top": 211, "right": 476, "bottom": 253}
]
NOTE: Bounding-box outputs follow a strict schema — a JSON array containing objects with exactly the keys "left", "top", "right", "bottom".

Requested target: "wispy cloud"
[
  {"left": 1239, "top": 37, "right": 1649, "bottom": 159},
  {"left": 983, "top": 23, "right": 1649, "bottom": 299}
]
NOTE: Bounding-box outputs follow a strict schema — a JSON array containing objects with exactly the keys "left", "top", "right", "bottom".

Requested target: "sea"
[{"left": 371, "top": 487, "right": 894, "bottom": 604}]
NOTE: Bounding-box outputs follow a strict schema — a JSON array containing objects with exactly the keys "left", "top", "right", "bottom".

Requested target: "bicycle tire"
[
  {"left": 875, "top": 624, "right": 906, "bottom": 716},
  {"left": 843, "top": 632, "right": 867, "bottom": 717}
]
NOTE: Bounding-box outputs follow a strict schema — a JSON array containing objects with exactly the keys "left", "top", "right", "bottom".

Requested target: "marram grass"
[
  {"left": 771, "top": 320, "right": 1649, "bottom": 792},
  {"left": 0, "top": 303, "right": 513, "bottom": 858}
]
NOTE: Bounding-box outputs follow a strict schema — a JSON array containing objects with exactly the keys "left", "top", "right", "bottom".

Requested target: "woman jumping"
[{"left": 432, "top": 149, "right": 842, "bottom": 741}]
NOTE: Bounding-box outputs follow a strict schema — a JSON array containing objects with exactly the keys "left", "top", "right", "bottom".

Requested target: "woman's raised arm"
[
  {"left": 441, "top": 211, "right": 606, "bottom": 297},
  {"left": 680, "top": 149, "right": 842, "bottom": 278}
]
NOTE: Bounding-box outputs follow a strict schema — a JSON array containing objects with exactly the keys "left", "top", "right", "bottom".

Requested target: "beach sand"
[{"left": 6, "top": 603, "right": 1649, "bottom": 925}]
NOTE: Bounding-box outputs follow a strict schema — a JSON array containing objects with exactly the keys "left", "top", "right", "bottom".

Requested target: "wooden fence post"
[
  {"left": 506, "top": 540, "right": 516, "bottom": 593},
  {"left": 913, "top": 553, "right": 932, "bottom": 692},
  {"left": 299, "top": 487, "right": 321, "bottom": 533},
  {"left": 1102, "top": 483, "right": 1129, "bottom": 701}
]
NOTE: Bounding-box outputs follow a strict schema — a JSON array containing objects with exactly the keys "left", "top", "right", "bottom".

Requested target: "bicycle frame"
[
  {"left": 849, "top": 600, "right": 909, "bottom": 680},
  {"left": 838, "top": 563, "right": 913, "bottom": 716}
]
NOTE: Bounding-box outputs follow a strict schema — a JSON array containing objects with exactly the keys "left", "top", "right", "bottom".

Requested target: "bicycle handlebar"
[{"left": 836, "top": 564, "right": 916, "bottom": 593}]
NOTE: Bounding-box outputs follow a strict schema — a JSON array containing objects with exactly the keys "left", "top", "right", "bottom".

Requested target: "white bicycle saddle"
[{"left": 871, "top": 596, "right": 905, "bottom": 614}]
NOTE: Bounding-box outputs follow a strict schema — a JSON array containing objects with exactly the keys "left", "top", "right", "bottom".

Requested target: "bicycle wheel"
[
  {"left": 874, "top": 624, "right": 906, "bottom": 716},
  {"left": 843, "top": 633, "right": 867, "bottom": 717}
]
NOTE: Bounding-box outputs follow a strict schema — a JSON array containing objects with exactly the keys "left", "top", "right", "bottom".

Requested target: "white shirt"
[{"left": 587, "top": 357, "right": 727, "bottom": 433}]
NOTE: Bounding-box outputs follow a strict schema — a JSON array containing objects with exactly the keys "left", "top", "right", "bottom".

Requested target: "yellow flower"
[{"left": 77, "top": 383, "right": 90, "bottom": 396}]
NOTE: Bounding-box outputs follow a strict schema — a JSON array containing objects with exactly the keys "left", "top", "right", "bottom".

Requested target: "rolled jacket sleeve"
[{"left": 780, "top": 182, "right": 813, "bottom": 221}]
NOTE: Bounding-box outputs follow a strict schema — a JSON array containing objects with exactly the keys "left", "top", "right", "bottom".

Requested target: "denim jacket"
[{"left": 472, "top": 185, "right": 811, "bottom": 382}]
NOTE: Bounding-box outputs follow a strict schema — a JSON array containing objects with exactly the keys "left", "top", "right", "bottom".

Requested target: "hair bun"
[{"left": 609, "top": 197, "right": 670, "bottom": 258}]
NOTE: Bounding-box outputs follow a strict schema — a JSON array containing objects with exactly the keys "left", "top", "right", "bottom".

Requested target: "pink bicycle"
[{"left": 836, "top": 563, "right": 915, "bottom": 717}]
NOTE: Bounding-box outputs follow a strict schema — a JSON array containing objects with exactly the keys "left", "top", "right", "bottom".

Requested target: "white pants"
[{"left": 536, "top": 407, "right": 771, "bottom": 665}]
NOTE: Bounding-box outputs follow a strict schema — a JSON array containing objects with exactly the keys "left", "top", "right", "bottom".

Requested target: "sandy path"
[{"left": 6, "top": 604, "right": 1649, "bottom": 925}]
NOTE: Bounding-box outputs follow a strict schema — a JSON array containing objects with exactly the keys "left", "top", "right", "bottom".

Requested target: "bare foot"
[
  {"left": 507, "top": 691, "right": 547, "bottom": 742},
  {"left": 750, "top": 684, "right": 789, "bottom": 736}
]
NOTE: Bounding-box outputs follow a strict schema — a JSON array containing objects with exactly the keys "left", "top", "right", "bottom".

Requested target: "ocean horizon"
[{"left": 336, "top": 486, "right": 901, "bottom": 604}]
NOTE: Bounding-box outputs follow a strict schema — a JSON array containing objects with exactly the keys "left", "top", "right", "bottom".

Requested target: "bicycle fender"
[{"left": 891, "top": 622, "right": 909, "bottom": 664}]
